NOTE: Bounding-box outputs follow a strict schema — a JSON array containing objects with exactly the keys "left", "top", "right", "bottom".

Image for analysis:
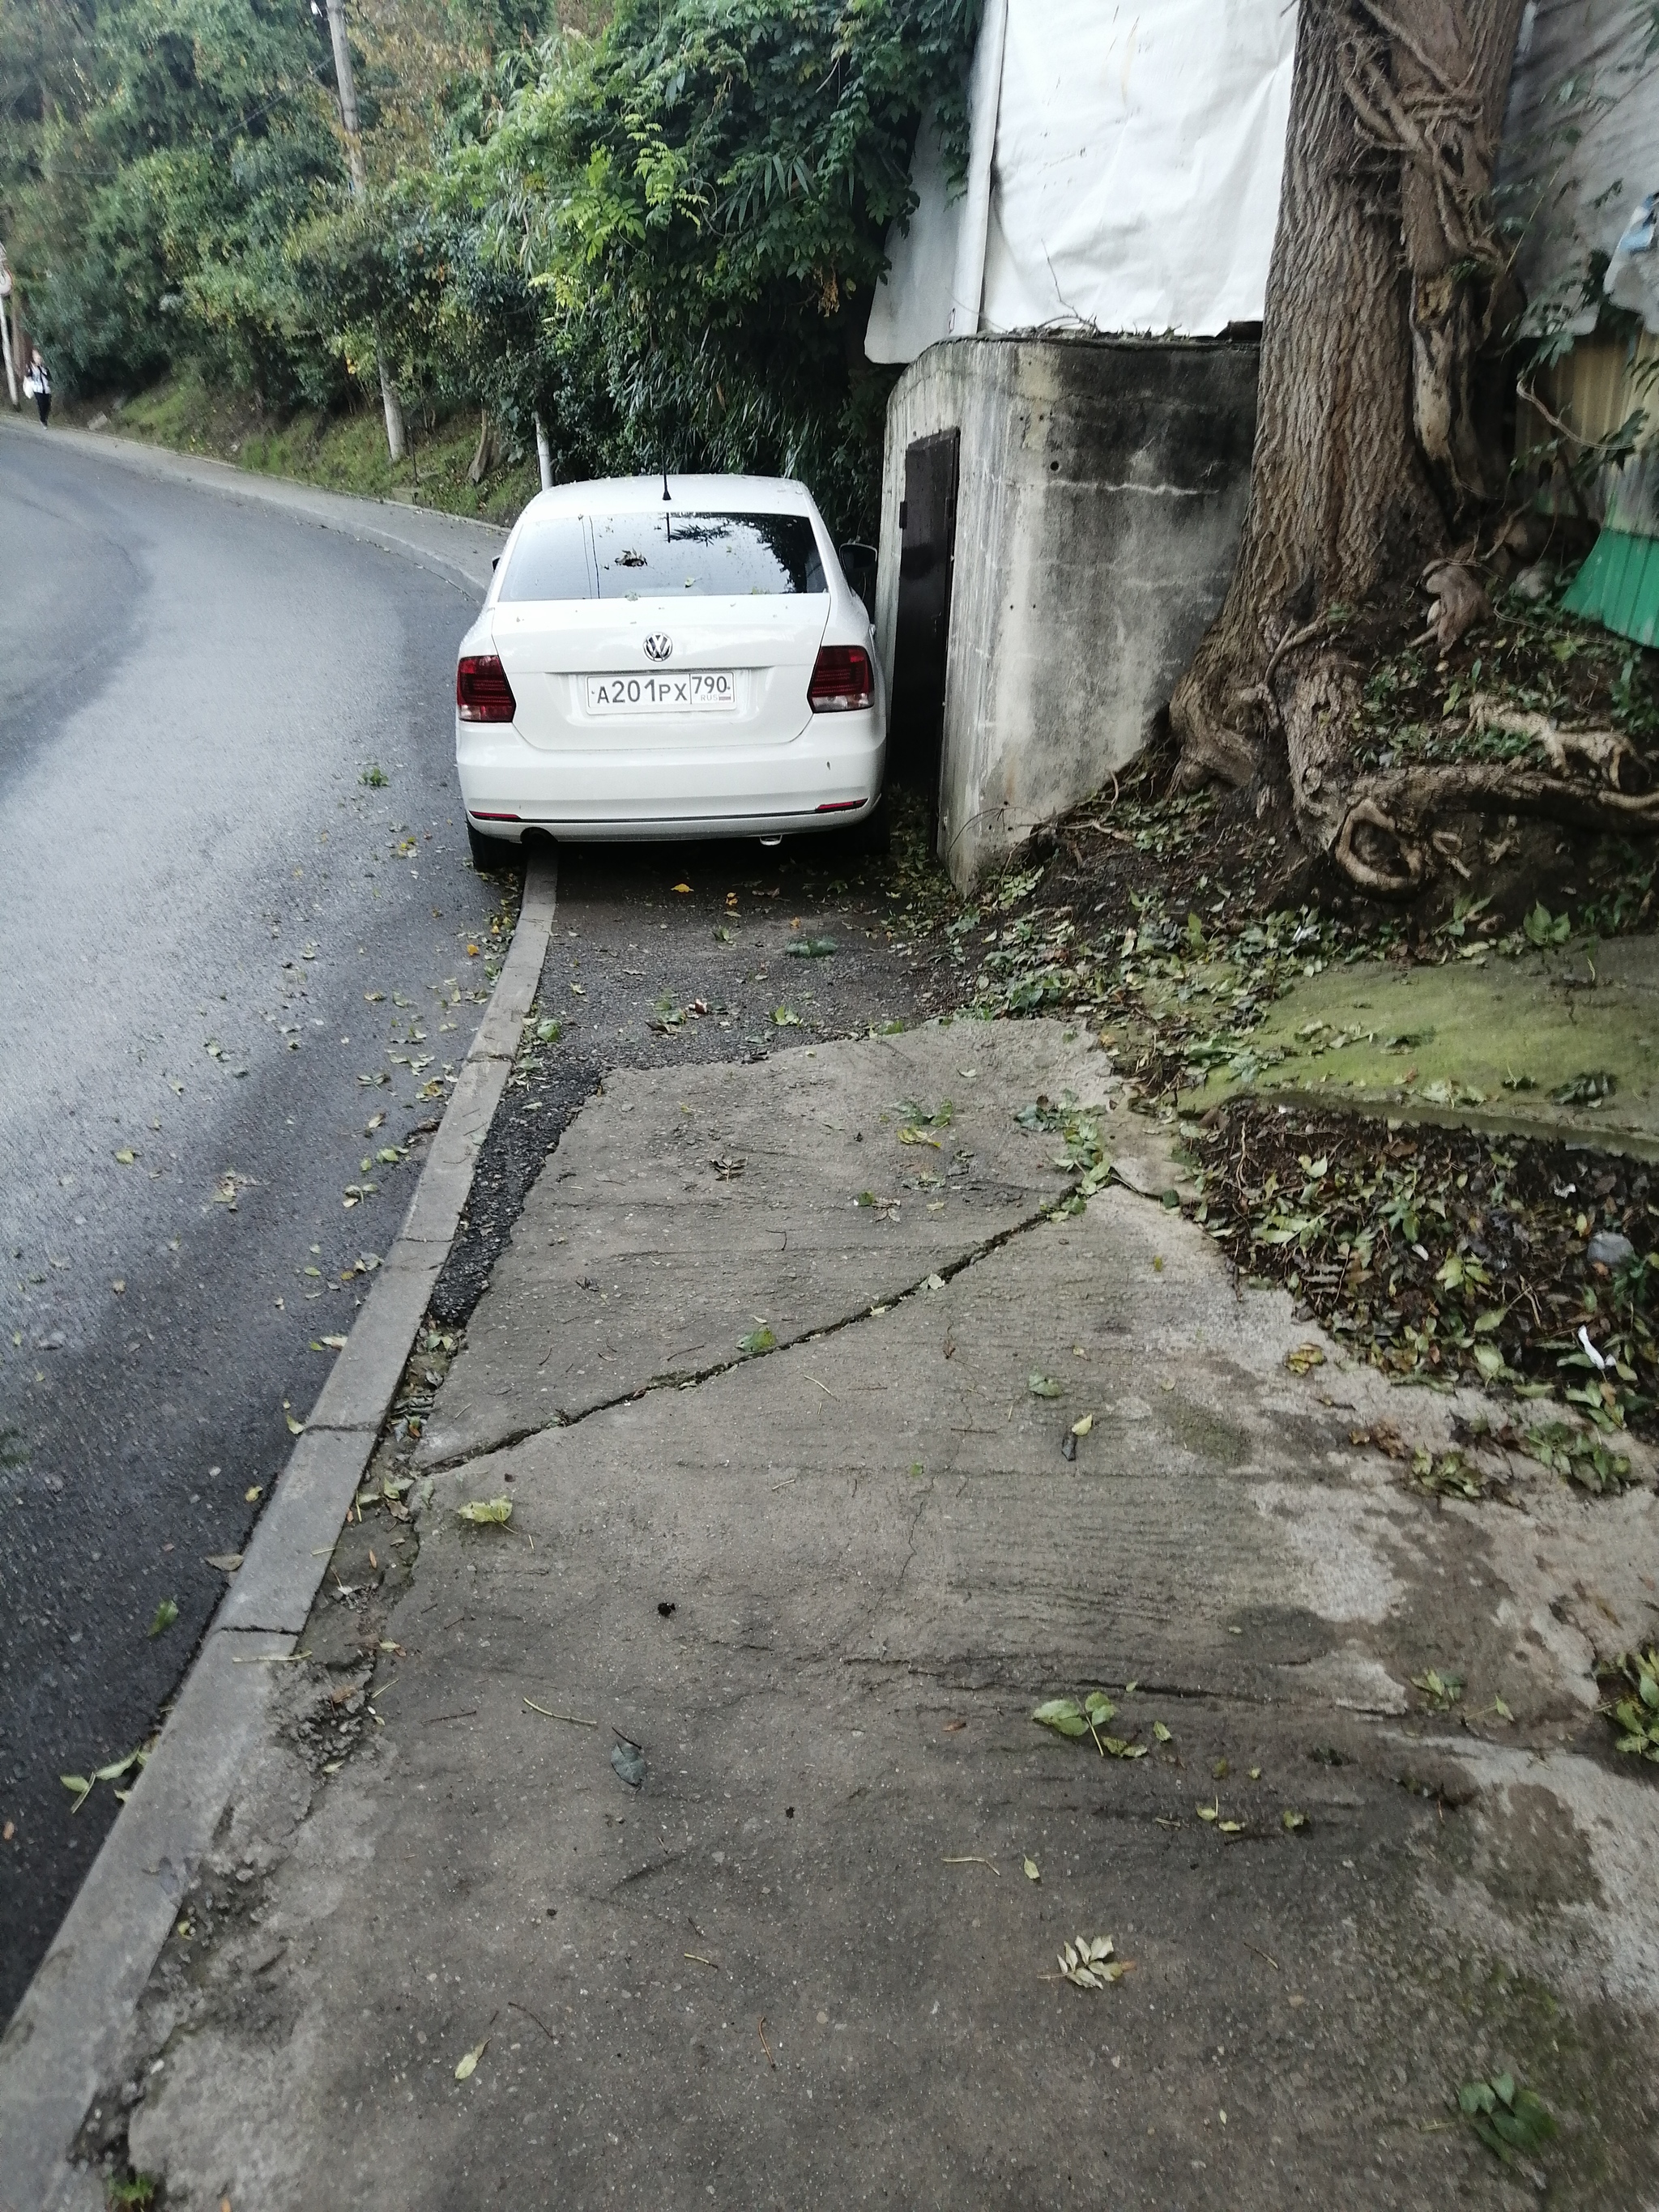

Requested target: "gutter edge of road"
[
  {"left": 0, "top": 853, "right": 559, "bottom": 2212},
  {"left": 0, "top": 416, "right": 510, "bottom": 600}
]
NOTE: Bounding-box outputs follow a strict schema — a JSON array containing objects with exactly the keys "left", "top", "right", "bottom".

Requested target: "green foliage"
[
  {"left": 4, "top": 0, "right": 981, "bottom": 533},
  {"left": 3, "top": 0, "right": 347, "bottom": 399},
  {"left": 426, "top": 0, "right": 982, "bottom": 530},
  {"left": 1601, "top": 1645, "right": 1659, "bottom": 1764},
  {"left": 1457, "top": 2073, "right": 1557, "bottom": 2167},
  {"left": 104, "top": 2174, "right": 160, "bottom": 2210}
]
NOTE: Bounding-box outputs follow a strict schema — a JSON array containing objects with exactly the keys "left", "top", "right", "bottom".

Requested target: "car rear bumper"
[{"left": 456, "top": 718, "right": 885, "bottom": 840}]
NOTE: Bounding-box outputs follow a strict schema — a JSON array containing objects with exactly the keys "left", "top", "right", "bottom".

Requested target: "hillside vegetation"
[{"left": 1, "top": 0, "right": 983, "bottom": 535}]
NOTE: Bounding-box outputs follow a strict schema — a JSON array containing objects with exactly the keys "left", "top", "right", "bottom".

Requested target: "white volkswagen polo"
[{"left": 454, "top": 474, "right": 885, "bottom": 864}]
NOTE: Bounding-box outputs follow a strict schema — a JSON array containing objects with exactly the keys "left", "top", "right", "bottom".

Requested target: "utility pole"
[
  {"left": 0, "top": 245, "right": 16, "bottom": 409},
  {"left": 322, "top": 0, "right": 407, "bottom": 464}
]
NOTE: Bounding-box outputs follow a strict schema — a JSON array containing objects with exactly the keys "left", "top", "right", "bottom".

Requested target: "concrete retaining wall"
[{"left": 875, "top": 335, "right": 1260, "bottom": 890}]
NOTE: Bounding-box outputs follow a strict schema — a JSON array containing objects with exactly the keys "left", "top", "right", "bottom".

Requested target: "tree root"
[
  {"left": 1334, "top": 797, "right": 1426, "bottom": 893},
  {"left": 1467, "top": 693, "right": 1644, "bottom": 791},
  {"left": 1329, "top": 759, "right": 1659, "bottom": 893},
  {"left": 1167, "top": 687, "right": 1261, "bottom": 792},
  {"left": 1422, "top": 560, "right": 1491, "bottom": 650}
]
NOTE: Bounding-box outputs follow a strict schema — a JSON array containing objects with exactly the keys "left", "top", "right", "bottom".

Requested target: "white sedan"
[{"left": 454, "top": 474, "right": 885, "bottom": 863}]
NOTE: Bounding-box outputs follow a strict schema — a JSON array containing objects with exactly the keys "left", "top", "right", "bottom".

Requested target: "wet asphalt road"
[
  {"left": 0, "top": 424, "right": 948, "bottom": 2028},
  {"left": 0, "top": 428, "right": 508, "bottom": 2016}
]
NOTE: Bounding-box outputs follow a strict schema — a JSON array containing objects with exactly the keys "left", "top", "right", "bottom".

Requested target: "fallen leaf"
[
  {"left": 456, "top": 1498, "right": 513, "bottom": 1526},
  {"left": 1027, "top": 1372, "right": 1063, "bottom": 1399},
  {"left": 1282, "top": 1809, "right": 1307, "bottom": 1832},
  {"left": 1023, "top": 1856, "right": 1041, "bottom": 1882},
  {"left": 784, "top": 936, "right": 838, "bottom": 959},
  {"left": 1285, "top": 1343, "right": 1325, "bottom": 1376},
  {"left": 1070, "top": 1413, "right": 1093, "bottom": 1437},
  {"left": 737, "top": 1326, "right": 776, "bottom": 1355},
  {"left": 1411, "top": 1666, "right": 1465, "bottom": 1712},
  {"left": 1197, "top": 1799, "right": 1219, "bottom": 1823},
  {"left": 1032, "top": 1697, "right": 1090, "bottom": 1738},
  {"left": 611, "top": 1735, "right": 647, "bottom": 1788},
  {"left": 1098, "top": 1736, "right": 1148, "bottom": 1759},
  {"left": 205, "top": 1553, "right": 243, "bottom": 1573},
  {"left": 454, "top": 2038, "right": 488, "bottom": 2082},
  {"left": 1057, "top": 1934, "right": 1127, "bottom": 1990},
  {"left": 672, "top": 882, "right": 692, "bottom": 894},
  {"left": 1350, "top": 1419, "right": 1409, "bottom": 1461},
  {"left": 113, "top": 1148, "right": 136, "bottom": 1166},
  {"left": 1153, "top": 1720, "right": 1173, "bottom": 1745},
  {"left": 60, "top": 1774, "right": 93, "bottom": 1812},
  {"left": 772, "top": 1007, "right": 801, "bottom": 1027},
  {"left": 147, "top": 1599, "right": 178, "bottom": 1639}
]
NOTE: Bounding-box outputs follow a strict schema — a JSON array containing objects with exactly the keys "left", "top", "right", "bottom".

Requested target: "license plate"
[{"left": 586, "top": 671, "right": 736, "bottom": 714}]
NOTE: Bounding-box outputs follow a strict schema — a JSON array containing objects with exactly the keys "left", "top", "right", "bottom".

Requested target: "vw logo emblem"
[{"left": 643, "top": 633, "right": 673, "bottom": 663}]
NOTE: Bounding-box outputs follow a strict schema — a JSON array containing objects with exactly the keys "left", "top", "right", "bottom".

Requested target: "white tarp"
[
  {"left": 1499, "top": 0, "right": 1659, "bottom": 338},
  {"left": 866, "top": 0, "right": 1298, "bottom": 363}
]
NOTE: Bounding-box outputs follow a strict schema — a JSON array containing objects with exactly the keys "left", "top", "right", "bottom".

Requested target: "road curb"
[
  {"left": 0, "top": 856, "right": 558, "bottom": 2212},
  {"left": 0, "top": 418, "right": 508, "bottom": 599}
]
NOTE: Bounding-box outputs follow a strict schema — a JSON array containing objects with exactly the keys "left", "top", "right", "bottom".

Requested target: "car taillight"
[
  {"left": 456, "top": 654, "right": 517, "bottom": 722},
  {"left": 808, "top": 645, "right": 873, "bottom": 712}
]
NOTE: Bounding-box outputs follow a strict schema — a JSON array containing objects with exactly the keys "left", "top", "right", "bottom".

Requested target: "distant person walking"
[{"left": 23, "top": 347, "right": 49, "bottom": 424}]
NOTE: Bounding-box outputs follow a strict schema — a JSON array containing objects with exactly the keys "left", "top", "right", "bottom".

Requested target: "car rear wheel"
[{"left": 467, "top": 820, "right": 517, "bottom": 874}]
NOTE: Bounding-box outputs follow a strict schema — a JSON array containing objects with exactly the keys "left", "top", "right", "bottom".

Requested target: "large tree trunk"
[{"left": 1171, "top": 0, "right": 1530, "bottom": 881}]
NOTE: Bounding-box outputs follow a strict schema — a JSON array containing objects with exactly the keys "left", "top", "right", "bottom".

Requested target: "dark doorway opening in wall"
[{"left": 889, "top": 428, "right": 959, "bottom": 812}]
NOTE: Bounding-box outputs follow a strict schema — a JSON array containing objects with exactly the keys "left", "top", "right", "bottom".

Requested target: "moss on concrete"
[{"left": 1181, "top": 935, "right": 1659, "bottom": 1155}]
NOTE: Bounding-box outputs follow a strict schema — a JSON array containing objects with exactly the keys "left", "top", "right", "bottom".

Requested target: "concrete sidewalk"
[{"left": 53, "top": 1021, "right": 1659, "bottom": 2206}]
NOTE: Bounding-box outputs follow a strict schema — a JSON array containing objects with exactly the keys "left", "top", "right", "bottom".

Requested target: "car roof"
[{"left": 522, "top": 474, "right": 819, "bottom": 521}]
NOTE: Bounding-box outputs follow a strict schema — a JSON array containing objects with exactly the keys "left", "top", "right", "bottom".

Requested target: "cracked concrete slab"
[
  {"left": 418, "top": 1019, "right": 1115, "bottom": 1462},
  {"left": 79, "top": 1021, "right": 1659, "bottom": 2210}
]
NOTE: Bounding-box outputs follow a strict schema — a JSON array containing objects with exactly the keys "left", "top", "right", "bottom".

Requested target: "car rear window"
[
  {"left": 593, "top": 513, "right": 825, "bottom": 597},
  {"left": 498, "top": 509, "right": 827, "bottom": 602},
  {"left": 497, "top": 518, "right": 595, "bottom": 603}
]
